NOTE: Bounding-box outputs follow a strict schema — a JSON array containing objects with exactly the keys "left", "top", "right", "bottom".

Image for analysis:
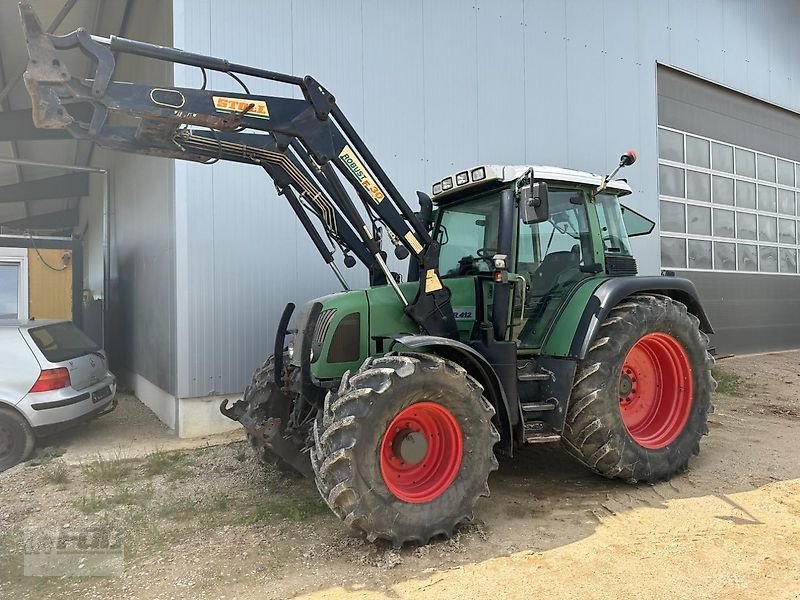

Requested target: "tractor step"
[
  {"left": 517, "top": 372, "right": 552, "bottom": 382},
  {"left": 521, "top": 401, "right": 556, "bottom": 412},
  {"left": 525, "top": 434, "right": 562, "bottom": 444},
  {"left": 516, "top": 361, "right": 554, "bottom": 382},
  {"left": 523, "top": 421, "right": 561, "bottom": 444}
]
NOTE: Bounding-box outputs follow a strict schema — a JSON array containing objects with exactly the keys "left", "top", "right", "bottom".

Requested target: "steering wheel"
[{"left": 474, "top": 247, "right": 498, "bottom": 270}]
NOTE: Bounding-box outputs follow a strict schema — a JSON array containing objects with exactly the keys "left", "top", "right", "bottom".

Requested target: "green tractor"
[
  {"left": 239, "top": 161, "right": 715, "bottom": 546},
  {"left": 19, "top": 3, "right": 714, "bottom": 547}
]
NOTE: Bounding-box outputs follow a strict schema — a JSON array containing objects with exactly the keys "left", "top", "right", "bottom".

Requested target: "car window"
[{"left": 29, "top": 322, "right": 100, "bottom": 362}]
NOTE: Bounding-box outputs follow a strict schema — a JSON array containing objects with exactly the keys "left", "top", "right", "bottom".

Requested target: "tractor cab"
[{"left": 429, "top": 164, "right": 655, "bottom": 350}]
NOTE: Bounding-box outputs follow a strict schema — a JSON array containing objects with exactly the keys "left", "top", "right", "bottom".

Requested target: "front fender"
[{"left": 388, "top": 334, "right": 516, "bottom": 456}]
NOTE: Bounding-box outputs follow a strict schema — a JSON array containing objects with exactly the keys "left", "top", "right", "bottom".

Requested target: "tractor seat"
[{"left": 527, "top": 245, "right": 581, "bottom": 298}]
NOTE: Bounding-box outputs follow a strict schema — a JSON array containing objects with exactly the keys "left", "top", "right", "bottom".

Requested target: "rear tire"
[
  {"left": 561, "top": 294, "right": 714, "bottom": 483},
  {"left": 0, "top": 407, "right": 35, "bottom": 472},
  {"left": 312, "top": 353, "right": 499, "bottom": 547}
]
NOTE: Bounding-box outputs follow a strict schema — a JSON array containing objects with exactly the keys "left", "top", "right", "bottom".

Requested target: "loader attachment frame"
[{"left": 18, "top": 2, "right": 458, "bottom": 339}]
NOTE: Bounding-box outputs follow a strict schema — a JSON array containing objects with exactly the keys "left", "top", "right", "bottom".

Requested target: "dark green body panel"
[
  {"left": 538, "top": 276, "right": 608, "bottom": 357},
  {"left": 310, "top": 277, "right": 478, "bottom": 380},
  {"left": 308, "top": 273, "right": 608, "bottom": 380}
]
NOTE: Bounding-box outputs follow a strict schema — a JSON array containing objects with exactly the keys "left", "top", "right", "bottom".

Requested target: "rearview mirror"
[{"left": 520, "top": 181, "right": 549, "bottom": 224}]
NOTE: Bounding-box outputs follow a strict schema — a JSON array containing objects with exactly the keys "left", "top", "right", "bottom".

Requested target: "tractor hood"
[
  {"left": 291, "top": 283, "right": 419, "bottom": 380},
  {"left": 292, "top": 277, "right": 478, "bottom": 380}
]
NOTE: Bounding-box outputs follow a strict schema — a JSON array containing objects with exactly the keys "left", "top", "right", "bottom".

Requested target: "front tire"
[
  {"left": 561, "top": 294, "right": 714, "bottom": 483},
  {"left": 0, "top": 407, "right": 35, "bottom": 472},
  {"left": 312, "top": 353, "right": 500, "bottom": 547}
]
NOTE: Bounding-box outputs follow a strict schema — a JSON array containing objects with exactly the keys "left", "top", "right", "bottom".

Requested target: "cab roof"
[{"left": 430, "top": 164, "right": 633, "bottom": 202}]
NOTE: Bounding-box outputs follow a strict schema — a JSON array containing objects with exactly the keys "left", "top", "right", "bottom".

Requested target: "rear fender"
[
  {"left": 568, "top": 276, "right": 714, "bottom": 360},
  {"left": 388, "top": 334, "right": 516, "bottom": 456}
]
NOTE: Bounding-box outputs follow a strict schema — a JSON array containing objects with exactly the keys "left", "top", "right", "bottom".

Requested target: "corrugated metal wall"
[
  {"left": 171, "top": 0, "right": 800, "bottom": 398},
  {"left": 103, "top": 2, "right": 177, "bottom": 394}
]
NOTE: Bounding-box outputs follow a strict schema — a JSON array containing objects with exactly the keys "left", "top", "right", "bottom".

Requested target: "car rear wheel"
[{"left": 0, "top": 407, "right": 35, "bottom": 472}]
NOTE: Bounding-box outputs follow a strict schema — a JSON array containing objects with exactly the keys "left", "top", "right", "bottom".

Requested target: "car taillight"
[{"left": 29, "top": 368, "right": 71, "bottom": 393}]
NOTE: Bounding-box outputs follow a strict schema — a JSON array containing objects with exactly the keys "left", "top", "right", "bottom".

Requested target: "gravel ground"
[
  {"left": 36, "top": 393, "right": 242, "bottom": 463},
  {"left": 1, "top": 351, "right": 799, "bottom": 599}
]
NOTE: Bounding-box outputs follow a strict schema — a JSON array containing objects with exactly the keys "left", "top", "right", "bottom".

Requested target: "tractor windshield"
[{"left": 435, "top": 190, "right": 503, "bottom": 278}]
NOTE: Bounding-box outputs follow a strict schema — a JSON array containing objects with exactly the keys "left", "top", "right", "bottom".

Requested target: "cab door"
[{"left": 513, "top": 189, "right": 595, "bottom": 349}]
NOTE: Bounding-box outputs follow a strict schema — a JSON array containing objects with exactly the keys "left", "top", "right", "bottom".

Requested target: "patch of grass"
[
  {"left": 81, "top": 452, "right": 134, "bottom": 484},
  {"left": 127, "top": 521, "right": 171, "bottom": 555},
  {"left": 164, "top": 466, "right": 191, "bottom": 481},
  {"left": 74, "top": 485, "right": 153, "bottom": 514},
  {"left": 41, "top": 461, "right": 70, "bottom": 485},
  {"left": 107, "top": 485, "right": 153, "bottom": 507},
  {"left": 157, "top": 494, "right": 230, "bottom": 522},
  {"left": 75, "top": 492, "right": 103, "bottom": 514},
  {"left": 142, "top": 449, "right": 185, "bottom": 477},
  {"left": 713, "top": 368, "right": 752, "bottom": 396},
  {"left": 157, "top": 498, "right": 196, "bottom": 521},
  {"left": 26, "top": 446, "right": 66, "bottom": 467},
  {"left": 0, "top": 528, "right": 14, "bottom": 557},
  {"left": 237, "top": 485, "right": 329, "bottom": 524}
]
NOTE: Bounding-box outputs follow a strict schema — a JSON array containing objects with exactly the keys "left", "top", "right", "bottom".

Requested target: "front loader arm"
[{"left": 19, "top": 2, "right": 458, "bottom": 339}]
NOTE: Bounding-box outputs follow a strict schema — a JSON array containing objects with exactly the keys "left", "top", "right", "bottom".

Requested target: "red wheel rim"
[
  {"left": 379, "top": 402, "right": 463, "bottom": 503},
  {"left": 619, "top": 333, "right": 694, "bottom": 449}
]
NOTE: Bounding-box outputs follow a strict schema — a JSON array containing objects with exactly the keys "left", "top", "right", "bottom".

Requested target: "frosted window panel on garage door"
[
  {"left": 778, "top": 159, "right": 795, "bottom": 187},
  {"left": 714, "top": 241, "right": 736, "bottom": 270},
  {"left": 757, "top": 154, "right": 776, "bottom": 182},
  {"left": 661, "top": 237, "right": 686, "bottom": 268},
  {"left": 735, "top": 181, "right": 756, "bottom": 209},
  {"left": 659, "top": 165, "right": 685, "bottom": 198},
  {"left": 660, "top": 200, "right": 685, "bottom": 232},
  {"left": 778, "top": 189, "right": 795, "bottom": 216},
  {"left": 758, "top": 215, "right": 777, "bottom": 242},
  {"left": 713, "top": 208, "right": 735, "bottom": 238},
  {"left": 779, "top": 219, "right": 797, "bottom": 244},
  {"left": 0, "top": 263, "right": 19, "bottom": 319},
  {"left": 780, "top": 248, "right": 798, "bottom": 273},
  {"left": 737, "top": 243, "right": 758, "bottom": 271},
  {"left": 757, "top": 185, "right": 777, "bottom": 213},
  {"left": 658, "top": 128, "right": 684, "bottom": 162},
  {"left": 712, "top": 176, "right": 734, "bottom": 205},
  {"left": 687, "top": 171, "right": 710, "bottom": 202},
  {"left": 712, "top": 142, "right": 734, "bottom": 173},
  {"left": 736, "top": 212, "right": 757, "bottom": 240},
  {"left": 687, "top": 205, "right": 711, "bottom": 235},
  {"left": 735, "top": 148, "right": 756, "bottom": 178},
  {"left": 688, "top": 239, "right": 712, "bottom": 269},
  {"left": 759, "top": 246, "right": 778, "bottom": 272},
  {"left": 686, "top": 136, "right": 710, "bottom": 168}
]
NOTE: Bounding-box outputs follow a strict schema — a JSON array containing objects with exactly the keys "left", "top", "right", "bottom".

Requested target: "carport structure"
[
  {"left": 0, "top": 1, "right": 189, "bottom": 435},
  {"left": 0, "top": 1, "right": 137, "bottom": 342}
]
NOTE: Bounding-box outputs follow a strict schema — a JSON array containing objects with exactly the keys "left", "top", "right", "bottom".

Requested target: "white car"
[{"left": 0, "top": 320, "right": 116, "bottom": 471}]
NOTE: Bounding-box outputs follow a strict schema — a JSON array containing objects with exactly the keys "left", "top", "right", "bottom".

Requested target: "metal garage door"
[{"left": 657, "top": 66, "right": 800, "bottom": 354}]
